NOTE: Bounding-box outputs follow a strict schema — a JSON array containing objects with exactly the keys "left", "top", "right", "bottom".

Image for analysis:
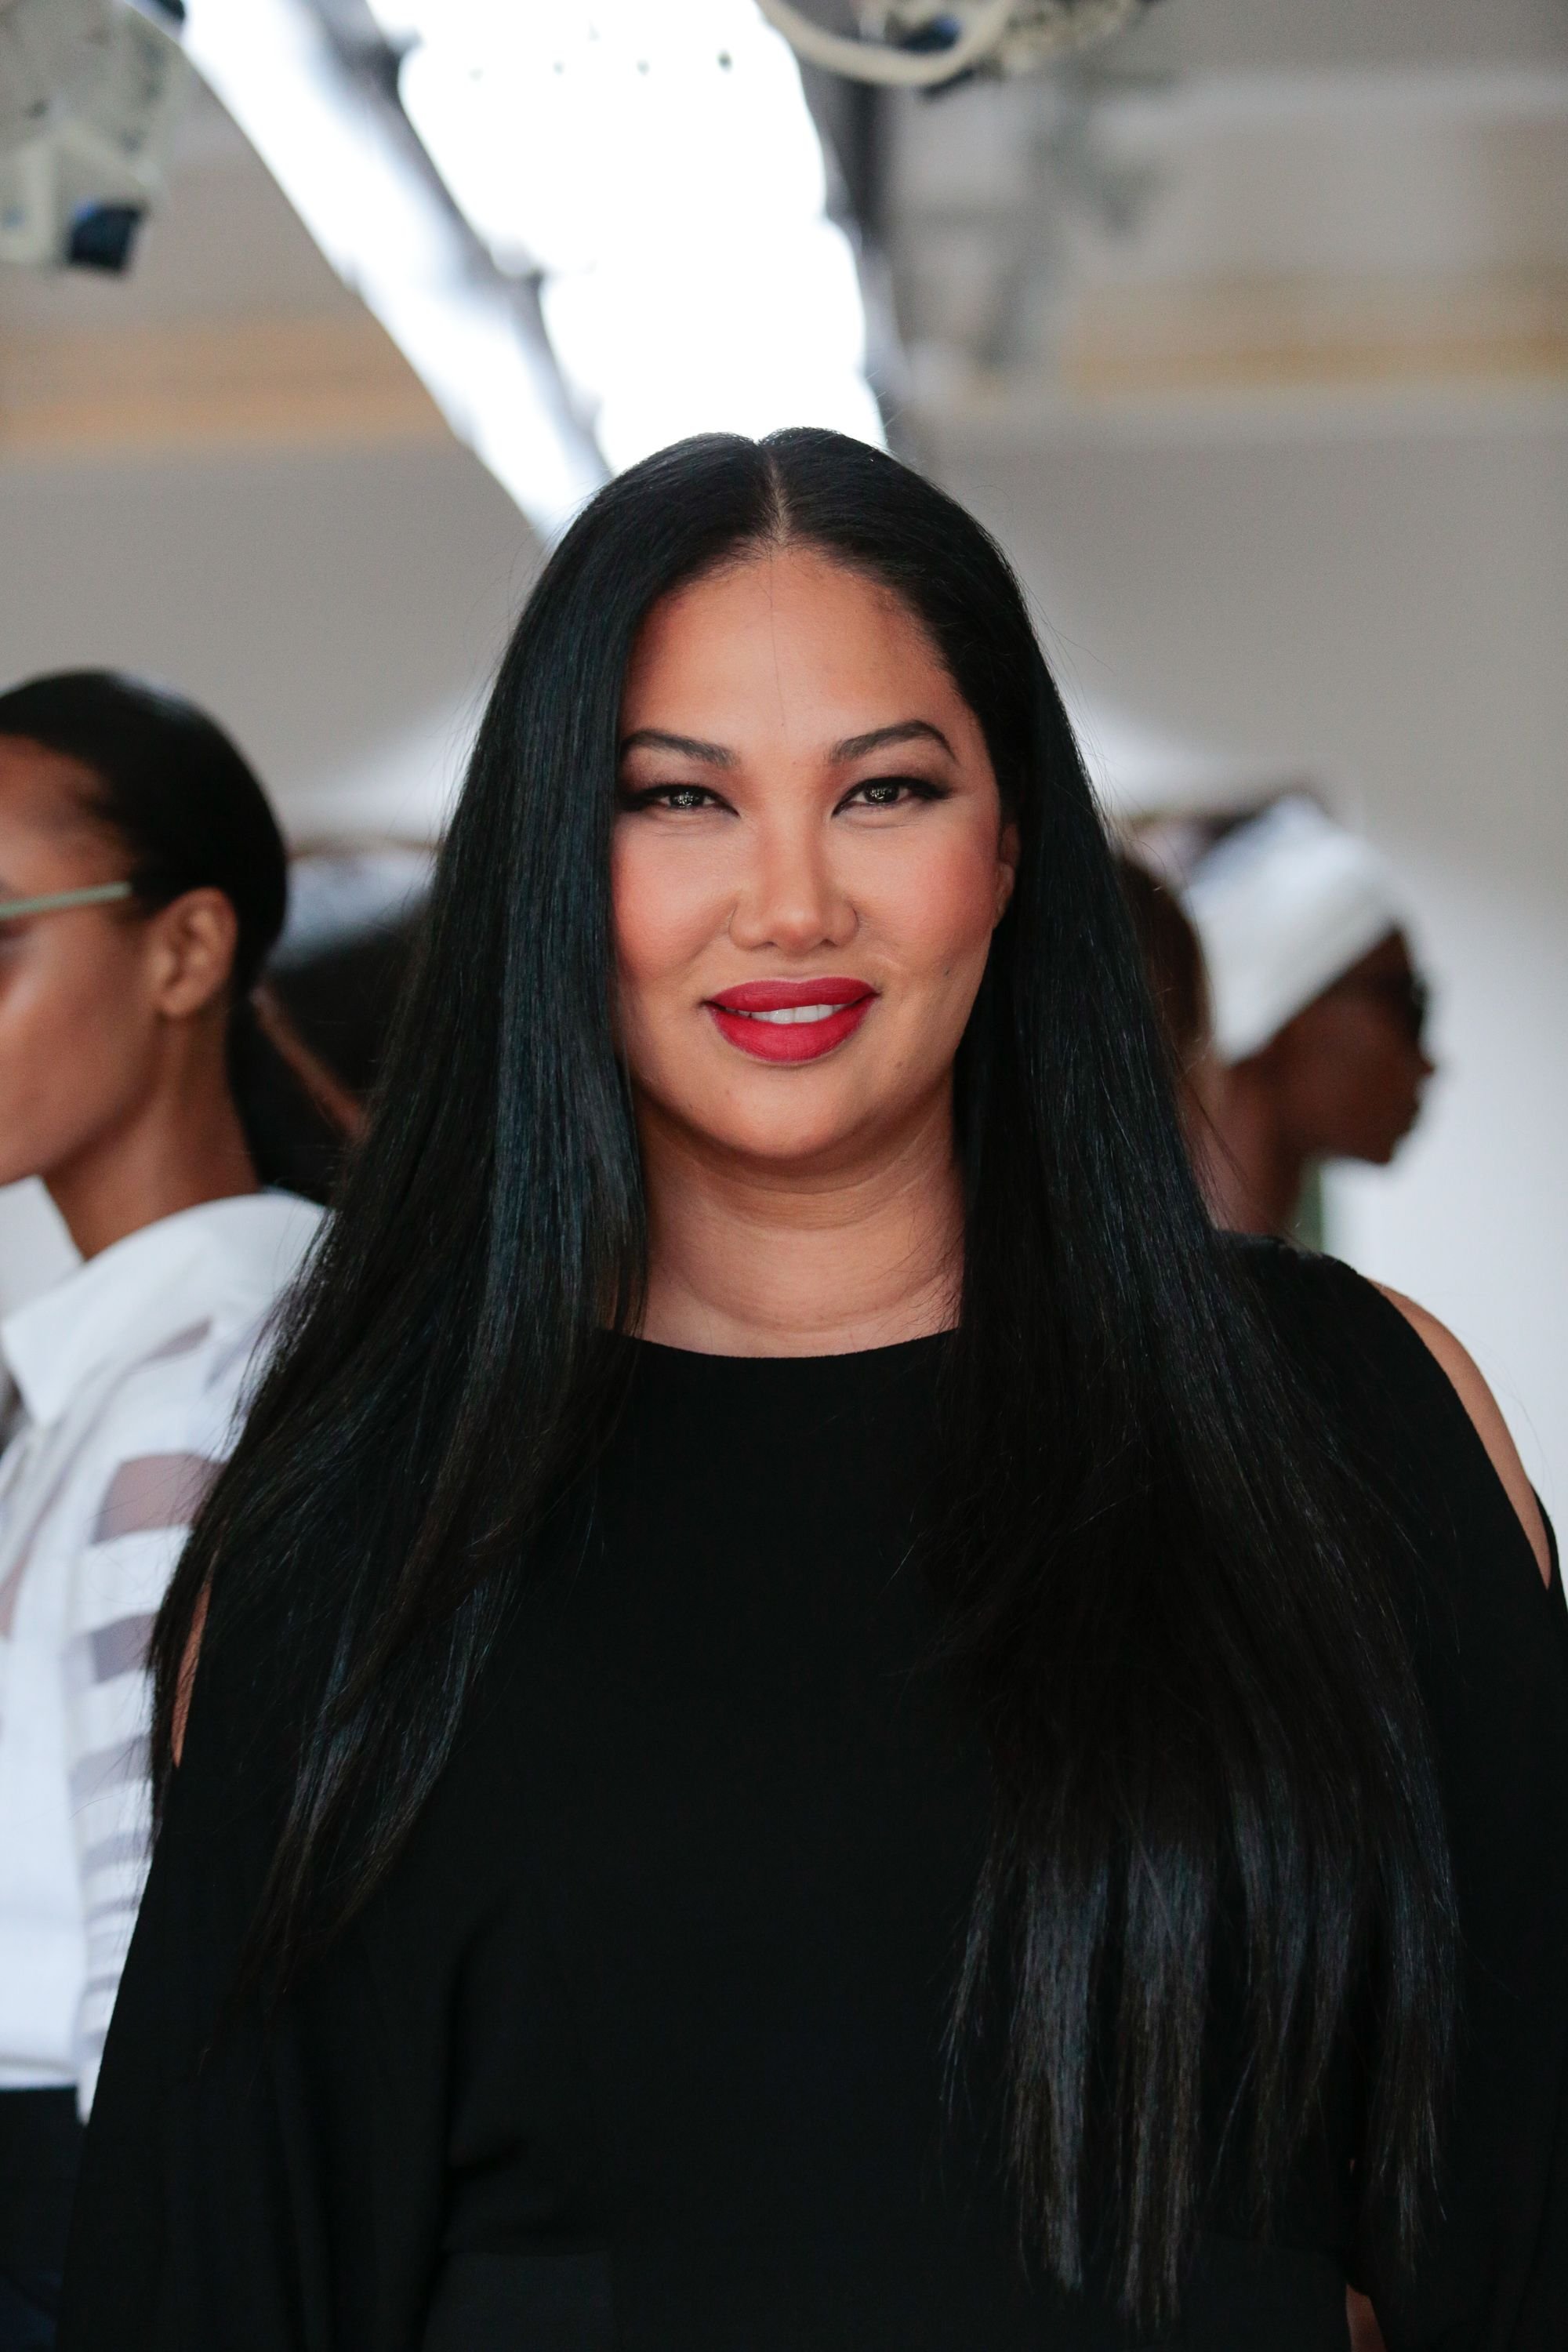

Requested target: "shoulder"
[
  {"left": 82, "top": 1319, "right": 263, "bottom": 1475},
  {"left": 1370, "top": 1283, "right": 1551, "bottom": 1586},
  {"left": 191, "top": 1196, "right": 323, "bottom": 1356},
  {"left": 1226, "top": 1236, "right": 1552, "bottom": 1588},
  {"left": 60, "top": 1295, "right": 287, "bottom": 1577}
]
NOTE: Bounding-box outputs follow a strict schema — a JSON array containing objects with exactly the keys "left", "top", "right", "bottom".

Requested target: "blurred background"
[{"left": 1, "top": 0, "right": 1565, "bottom": 1496}]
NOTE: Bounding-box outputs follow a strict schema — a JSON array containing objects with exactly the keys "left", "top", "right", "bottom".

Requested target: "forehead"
[
  {"left": 0, "top": 739, "right": 113, "bottom": 879},
  {"left": 1343, "top": 929, "right": 1412, "bottom": 982},
  {"left": 621, "top": 547, "right": 971, "bottom": 747},
  {"left": 0, "top": 737, "right": 100, "bottom": 826}
]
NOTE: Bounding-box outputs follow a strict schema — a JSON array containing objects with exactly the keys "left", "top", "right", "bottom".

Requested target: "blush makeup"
[{"left": 704, "top": 978, "right": 876, "bottom": 1064}]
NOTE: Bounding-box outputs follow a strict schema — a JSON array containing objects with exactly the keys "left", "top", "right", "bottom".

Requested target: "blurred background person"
[
  {"left": 1182, "top": 796, "right": 1435, "bottom": 1242},
  {"left": 0, "top": 839, "right": 431, "bottom": 1308},
  {"left": 1115, "top": 851, "right": 1227, "bottom": 1204},
  {"left": 0, "top": 672, "right": 325, "bottom": 2350}
]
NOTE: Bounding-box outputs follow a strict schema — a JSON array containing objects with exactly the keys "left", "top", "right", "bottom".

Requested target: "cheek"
[
  {"left": 1340, "top": 1017, "right": 1414, "bottom": 1093},
  {"left": 611, "top": 829, "right": 731, "bottom": 995},
  {"left": 855, "top": 826, "right": 1001, "bottom": 975},
  {"left": 1298, "top": 1015, "right": 1414, "bottom": 1127},
  {"left": 0, "top": 942, "right": 96, "bottom": 1042},
  {"left": 0, "top": 933, "right": 151, "bottom": 1168},
  {"left": 0, "top": 928, "right": 154, "bottom": 1071}
]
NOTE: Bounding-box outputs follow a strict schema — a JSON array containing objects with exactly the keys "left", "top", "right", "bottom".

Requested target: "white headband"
[{"left": 1182, "top": 796, "right": 1402, "bottom": 1063}]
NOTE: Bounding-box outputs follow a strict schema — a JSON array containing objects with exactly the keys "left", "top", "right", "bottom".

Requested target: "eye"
[
  {"left": 838, "top": 775, "right": 947, "bottom": 813},
  {"left": 619, "top": 782, "right": 727, "bottom": 814}
]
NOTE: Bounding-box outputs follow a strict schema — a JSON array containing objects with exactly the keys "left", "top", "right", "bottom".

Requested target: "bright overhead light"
[
  {"left": 181, "top": 0, "right": 604, "bottom": 538},
  {"left": 394, "top": 5, "right": 828, "bottom": 278},
  {"left": 365, "top": 0, "right": 886, "bottom": 472},
  {"left": 542, "top": 220, "right": 881, "bottom": 474}
]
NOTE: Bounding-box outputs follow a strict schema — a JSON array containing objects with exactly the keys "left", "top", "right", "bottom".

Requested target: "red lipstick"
[{"left": 704, "top": 977, "right": 876, "bottom": 1064}]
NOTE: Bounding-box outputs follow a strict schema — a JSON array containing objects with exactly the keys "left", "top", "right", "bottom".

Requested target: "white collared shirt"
[{"left": 0, "top": 1192, "right": 323, "bottom": 2114}]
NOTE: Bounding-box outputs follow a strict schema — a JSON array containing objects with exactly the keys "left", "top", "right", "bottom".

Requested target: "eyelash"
[
  {"left": 620, "top": 783, "right": 720, "bottom": 814},
  {"left": 841, "top": 775, "right": 949, "bottom": 812},
  {"left": 619, "top": 775, "right": 949, "bottom": 815}
]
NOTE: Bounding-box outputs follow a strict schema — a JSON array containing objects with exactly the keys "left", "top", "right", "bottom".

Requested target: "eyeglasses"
[{"left": 0, "top": 881, "right": 134, "bottom": 927}]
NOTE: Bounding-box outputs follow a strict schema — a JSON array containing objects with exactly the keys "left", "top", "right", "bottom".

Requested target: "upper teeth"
[{"left": 737, "top": 1004, "right": 844, "bottom": 1024}]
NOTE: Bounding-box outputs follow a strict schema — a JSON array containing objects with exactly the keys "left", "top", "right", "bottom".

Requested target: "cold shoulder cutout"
[{"left": 1372, "top": 1282, "right": 1551, "bottom": 1584}]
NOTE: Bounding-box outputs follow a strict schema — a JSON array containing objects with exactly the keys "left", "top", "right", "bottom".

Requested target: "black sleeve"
[
  {"left": 56, "top": 1616, "right": 474, "bottom": 2352},
  {"left": 57, "top": 1631, "right": 309, "bottom": 2349},
  {"left": 1242, "top": 1242, "right": 1568, "bottom": 2350}
]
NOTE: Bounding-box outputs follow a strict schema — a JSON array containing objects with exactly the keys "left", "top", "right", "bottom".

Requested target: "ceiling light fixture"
[
  {"left": 363, "top": 0, "right": 885, "bottom": 474},
  {"left": 753, "top": 0, "right": 1149, "bottom": 87},
  {"left": 0, "top": 0, "right": 193, "bottom": 274},
  {"left": 180, "top": 0, "right": 604, "bottom": 538}
]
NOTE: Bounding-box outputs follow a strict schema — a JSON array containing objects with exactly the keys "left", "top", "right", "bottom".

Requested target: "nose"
[{"left": 727, "top": 807, "right": 857, "bottom": 957}]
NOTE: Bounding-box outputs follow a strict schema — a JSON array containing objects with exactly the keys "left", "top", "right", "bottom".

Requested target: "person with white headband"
[{"left": 1183, "top": 794, "right": 1434, "bottom": 1239}]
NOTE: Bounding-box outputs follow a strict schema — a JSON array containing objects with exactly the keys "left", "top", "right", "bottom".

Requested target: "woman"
[
  {"left": 61, "top": 438, "right": 1567, "bottom": 2350},
  {"left": 0, "top": 674, "right": 325, "bottom": 2347}
]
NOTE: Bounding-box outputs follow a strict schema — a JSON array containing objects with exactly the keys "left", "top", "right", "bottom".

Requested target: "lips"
[{"left": 704, "top": 977, "right": 877, "bottom": 1064}]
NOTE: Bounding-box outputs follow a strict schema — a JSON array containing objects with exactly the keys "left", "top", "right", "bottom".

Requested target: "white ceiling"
[
  {"left": 884, "top": 2, "right": 1568, "bottom": 419},
  {"left": 0, "top": 0, "right": 1564, "bottom": 459},
  {"left": 1116, "top": 0, "right": 1567, "bottom": 71}
]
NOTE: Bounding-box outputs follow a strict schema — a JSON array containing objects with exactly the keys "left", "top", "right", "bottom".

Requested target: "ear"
[
  {"left": 993, "top": 820, "right": 1021, "bottom": 927},
  {"left": 147, "top": 888, "right": 240, "bottom": 1022}
]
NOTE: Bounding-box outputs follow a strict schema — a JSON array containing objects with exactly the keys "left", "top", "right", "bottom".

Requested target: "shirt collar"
[{"left": 0, "top": 1192, "right": 324, "bottom": 1428}]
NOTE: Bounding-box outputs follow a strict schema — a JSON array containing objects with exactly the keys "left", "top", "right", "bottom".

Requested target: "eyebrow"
[
  {"left": 831, "top": 720, "right": 954, "bottom": 763},
  {"left": 619, "top": 728, "right": 736, "bottom": 768},
  {"left": 618, "top": 718, "right": 955, "bottom": 768}
]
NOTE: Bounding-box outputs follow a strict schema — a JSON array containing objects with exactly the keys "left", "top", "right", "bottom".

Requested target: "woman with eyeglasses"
[
  {"left": 61, "top": 440, "right": 1568, "bottom": 2352},
  {"left": 0, "top": 673, "right": 325, "bottom": 2349}
]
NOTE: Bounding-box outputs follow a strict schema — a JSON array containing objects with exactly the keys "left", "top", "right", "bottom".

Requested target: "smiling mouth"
[
  {"left": 704, "top": 980, "right": 877, "bottom": 1065},
  {"left": 727, "top": 1000, "right": 853, "bottom": 1026}
]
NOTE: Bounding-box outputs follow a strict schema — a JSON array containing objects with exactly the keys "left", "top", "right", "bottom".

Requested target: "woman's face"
[
  {"left": 612, "top": 547, "right": 1017, "bottom": 1176},
  {"left": 1271, "top": 930, "right": 1435, "bottom": 1166},
  {"left": 0, "top": 739, "right": 216, "bottom": 1193}
]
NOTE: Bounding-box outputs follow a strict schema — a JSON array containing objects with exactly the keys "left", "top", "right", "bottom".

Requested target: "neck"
[
  {"left": 46, "top": 1053, "right": 260, "bottom": 1261},
  {"left": 637, "top": 1090, "right": 964, "bottom": 1357},
  {"left": 1207, "top": 1064, "right": 1308, "bottom": 1238}
]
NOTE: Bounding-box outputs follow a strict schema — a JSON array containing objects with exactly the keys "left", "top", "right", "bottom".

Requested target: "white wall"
[
  {"left": 931, "top": 410, "right": 1568, "bottom": 1509},
  {"left": 0, "top": 438, "right": 536, "bottom": 840},
  {"left": 0, "top": 434, "right": 538, "bottom": 1313}
]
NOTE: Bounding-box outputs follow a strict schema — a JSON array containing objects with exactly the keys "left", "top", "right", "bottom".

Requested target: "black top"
[{"left": 60, "top": 1247, "right": 1568, "bottom": 2350}]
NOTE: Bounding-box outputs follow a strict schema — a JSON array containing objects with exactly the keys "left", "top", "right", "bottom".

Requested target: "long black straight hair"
[{"left": 150, "top": 430, "right": 1452, "bottom": 2323}]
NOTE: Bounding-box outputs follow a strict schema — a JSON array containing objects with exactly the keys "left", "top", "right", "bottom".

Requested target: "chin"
[
  {"left": 707, "top": 1101, "right": 873, "bottom": 1169},
  {"left": 1363, "top": 1126, "right": 1416, "bottom": 1167}
]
